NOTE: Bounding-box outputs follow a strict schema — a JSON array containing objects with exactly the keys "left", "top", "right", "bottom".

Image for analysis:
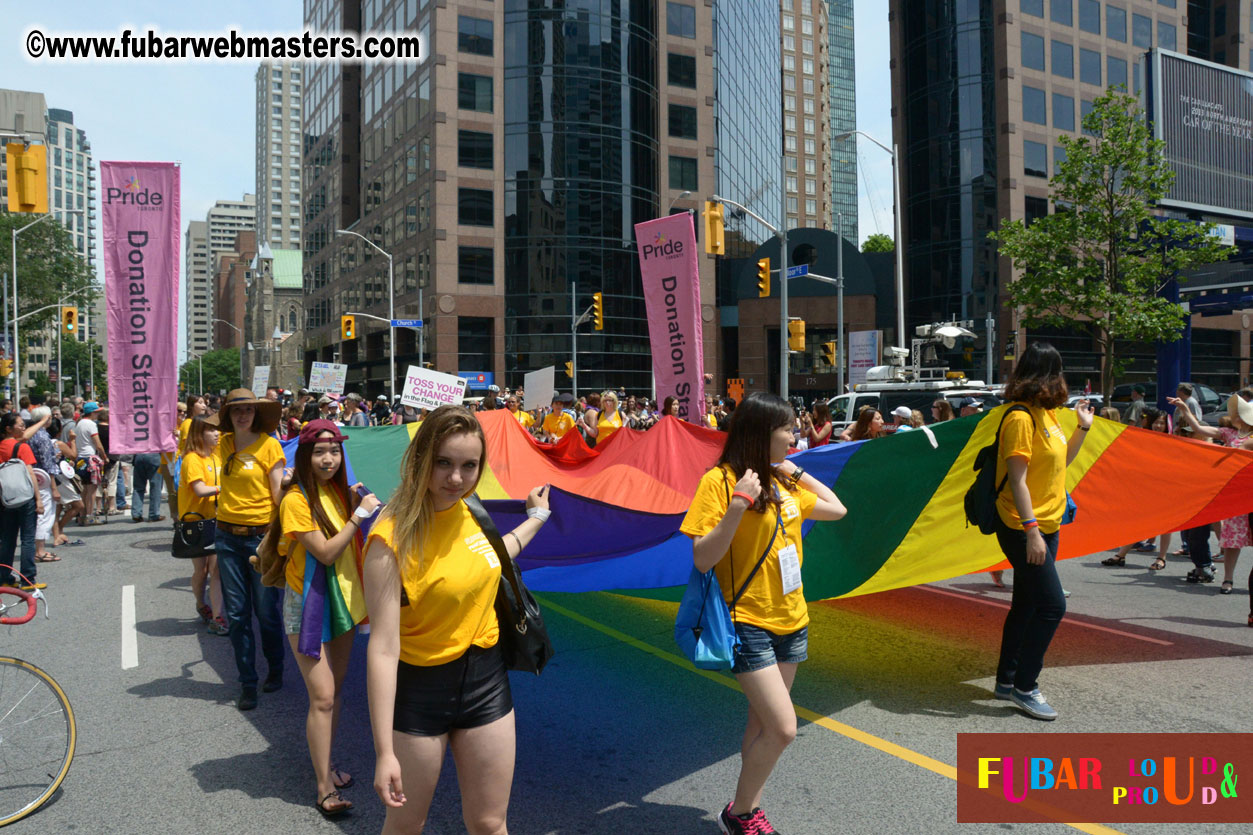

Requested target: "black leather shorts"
[{"left": 393, "top": 643, "right": 513, "bottom": 737}]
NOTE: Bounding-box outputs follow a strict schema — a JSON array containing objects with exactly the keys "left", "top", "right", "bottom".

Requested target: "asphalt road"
[{"left": 1, "top": 515, "right": 1249, "bottom": 834}]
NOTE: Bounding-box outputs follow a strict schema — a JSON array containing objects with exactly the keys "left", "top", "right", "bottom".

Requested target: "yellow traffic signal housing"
[
  {"left": 5, "top": 143, "right": 48, "bottom": 214},
  {"left": 821, "top": 341, "right": 836, "bottom": 366},
  {"left": 787, "top": 319, "right": 806, "bottom": 352},
  {"left": 756, "top": 258, "right": 771, "bottom": 298},
  {"left": 0, "top": 358, "right": 12, "bottom": 378},
  {"left": 592, "top": 292, "right": 604, "bottom": 330},
  {"left": 703, "top": 200, "right": 725, "bottom": 255},
  {"left": 564, "top": 361, "right": 573, "bottom": 378},
  {"left": 341, "top": 314, "right": 356, "bottom": 341},
  {"left": 62, "top": 306, "right": 78, "bottom": 335}
]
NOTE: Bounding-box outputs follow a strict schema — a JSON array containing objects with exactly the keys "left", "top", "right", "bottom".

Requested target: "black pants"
[
  {"left": 1182, "top": 525, "right": 1213, "bottom": 571},
  {"left": 994, "top": 515, "right": 1065, "bottom": 692}
]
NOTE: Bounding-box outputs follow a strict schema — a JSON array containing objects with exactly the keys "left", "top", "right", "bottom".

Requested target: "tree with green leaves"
[
  {"left": 180, "top": 348, "right": 241, "bottom": 396},
  {"left": 990, "top": 89, "right": 1233, "bottom": 402},
  {"left": 861, "top": 233, "right": 894, "bottom": 253},
  {"left": 0, "top": 211, "right": 97, "bottom": 373},
  {"left": 59, "top": 336, "right": 107, "bottom": 398}
]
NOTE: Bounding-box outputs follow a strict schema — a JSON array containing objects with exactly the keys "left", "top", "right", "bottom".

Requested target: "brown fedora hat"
[{"left": 219, "top": 388, "right": 282, "bottom": 435}]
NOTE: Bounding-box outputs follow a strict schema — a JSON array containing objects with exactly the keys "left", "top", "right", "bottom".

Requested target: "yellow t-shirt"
[
  {"left": 542, "top": 411, "right": 576, "bottom": 439},
  {"left": 178, "top": 451, "right": 220, "bottom": 520},
  {"left": 366, "top": 502, "right": 501, "bottom": 666},
  {"left": 217, "top": 433, "right": 286, "bottom": 526},
  {"left": 705, "top": 413, "right": 718, "bottom": 429},
  {"left": 512, "top": 409, "right": 534, "bottom": 429},
  {"left": 680, "top": 465, "right": 818, "bottom": 633},
  {"left": 597, "top": 408, "right": 623, "bottom": 442},
  {"left": 177, "top": 418, "right": 193, "bottom": 454},
  {"left": 995, "top": 405, "right": 1068, "bottom": 534},
  {"left": 280, "top": 481, "right": 365, "bottom": 624}
]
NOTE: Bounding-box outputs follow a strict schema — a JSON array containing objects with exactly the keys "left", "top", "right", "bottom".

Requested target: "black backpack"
[{"left": 964, "top": 405, "right": 1036, "bottom": 535}]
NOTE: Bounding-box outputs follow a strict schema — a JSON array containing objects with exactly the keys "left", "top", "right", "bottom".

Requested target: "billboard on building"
[{"left": 1151, "top": 50, "right": 1253, "bottom": 220}]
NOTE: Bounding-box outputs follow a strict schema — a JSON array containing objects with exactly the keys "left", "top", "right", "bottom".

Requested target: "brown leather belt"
[{"left": 220, "top": 523, "right": 270, "bottom": 537}]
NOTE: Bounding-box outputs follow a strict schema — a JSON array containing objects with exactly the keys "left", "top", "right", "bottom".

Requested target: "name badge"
[{"left": 778, "top": 543, "right": 802, "bottom": 596}]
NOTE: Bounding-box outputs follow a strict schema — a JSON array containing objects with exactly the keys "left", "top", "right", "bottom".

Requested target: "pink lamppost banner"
[
  {"left": 101, "top": 161, "right": 179, "bottom": 453},
  {"left": 634, "top": 213, "right": 705, "bottom": 423}
]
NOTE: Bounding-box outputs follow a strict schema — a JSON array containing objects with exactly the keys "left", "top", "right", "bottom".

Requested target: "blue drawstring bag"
[
  {"left": 1061, "top": 491, "right": 1078, "bottom": 525},
  {"left": 674, "top": 566, "right": 740, "bottom": 670}
]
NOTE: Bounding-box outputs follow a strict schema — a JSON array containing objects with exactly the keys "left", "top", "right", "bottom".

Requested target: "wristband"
[
  {"left": 354, "top": 505, "right": 374, "bottom": 519},
  {"left": 1021, "top": 519, "right": 1040, "bottom": 530},
  {"left": 789, "top": 466, "right": 805, "bottom": 484},
  {"left": 731, "top": 491, "right": 756, "bottom": 507},
  {"left": 526, "top": 506, "right": 551, "bottom": 522},
  {"left": 1078, "top": 425, "right": 1090, "bottom": 431}
]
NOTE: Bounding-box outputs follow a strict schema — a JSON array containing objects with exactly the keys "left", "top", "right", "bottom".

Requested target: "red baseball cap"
[{"left": 297, "top": 418, "right": 348, "bottom": 446}]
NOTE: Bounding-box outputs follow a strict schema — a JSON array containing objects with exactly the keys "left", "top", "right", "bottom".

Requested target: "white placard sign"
[
  {"left": 847, "top": 330, "right": 882, "bottom": 388},
  {"left": 308, "top": 361, "right": 348, "bottom": 395},
  {"left": 400, "top": 365, "right": 468, "bottom": 409},
  {"left": 523, "top": 366, "right": 555, "bottom": 413},
  {"left": 250, "top": 365, "right": 271, "bottom": 398}
]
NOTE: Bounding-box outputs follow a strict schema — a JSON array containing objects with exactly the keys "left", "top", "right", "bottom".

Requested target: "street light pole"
[
  {"left": 10, "top": 210, "right": 82, "bottom": 396},
  {"left": 212, "top": 318, "right": 243, "bottom": 388},
  {"left": 336, "top": 229, "right": 396, "bottom": 397},
  {"left": 837, "top": 212, "right": 846, "bottom": 396}
]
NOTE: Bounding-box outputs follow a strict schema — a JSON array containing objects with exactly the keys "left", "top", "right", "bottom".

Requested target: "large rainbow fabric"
[{"left": 290, "top": 406, "right": 1253, "bottom": 600}]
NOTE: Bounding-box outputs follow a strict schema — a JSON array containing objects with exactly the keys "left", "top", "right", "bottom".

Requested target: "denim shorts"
[{"left": 732, "top": 622, "right": 808, "bottom": 674}]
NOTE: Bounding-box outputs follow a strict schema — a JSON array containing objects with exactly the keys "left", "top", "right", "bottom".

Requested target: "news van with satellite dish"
[{"left": 826, "top": 321, "right": 1001, "bottom": 433}]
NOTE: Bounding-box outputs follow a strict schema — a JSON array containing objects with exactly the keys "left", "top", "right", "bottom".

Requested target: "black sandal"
[
  {"left": 1148, "top": 558, "right": 1166, "bottom": 571},
  {"left": 316, "top": 790, "right": 352, "bottom": 818},
  {"left": 1101, "top": 556, "right": 1125, "bottom": 566}
]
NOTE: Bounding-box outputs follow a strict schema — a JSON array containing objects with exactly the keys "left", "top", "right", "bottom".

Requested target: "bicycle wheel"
[{"left": 0, "top": 657, "right": 76, "bottom": 827}]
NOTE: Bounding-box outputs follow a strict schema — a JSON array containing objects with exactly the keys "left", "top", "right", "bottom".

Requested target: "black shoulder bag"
[
  {"left": 964, "top": 405, "right": 1036, "bottom": 535},
  {"left": 464, "top": 494, "right": 554, "bottom": 675}
]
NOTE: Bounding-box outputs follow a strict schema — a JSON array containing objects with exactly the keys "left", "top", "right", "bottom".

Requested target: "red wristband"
[
  {"left": 731, "top": 491, "right": 756, "bottom": 507},
  {"left": 1022, "top": 519, "right": 1040, "bottom": 530}
]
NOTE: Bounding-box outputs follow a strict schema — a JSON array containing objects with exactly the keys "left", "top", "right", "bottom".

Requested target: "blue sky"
[{"left": 3, "top": 1, "right": 894, "bottom": 358}]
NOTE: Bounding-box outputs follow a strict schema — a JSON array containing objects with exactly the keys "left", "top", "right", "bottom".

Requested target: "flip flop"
[
  {"left": 35, "top": 553, "right": 62, "bottom": 562},
  {"left": 61, "top": 539, "right": 86, "bottom": 546},
  {"left": 316, "top": 790, "right": 352, "bottom": 818},
  {"left": 1149, "top": 558, "right": 1167, "bottom": 571}
]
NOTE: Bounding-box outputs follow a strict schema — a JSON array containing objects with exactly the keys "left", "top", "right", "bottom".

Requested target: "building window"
[
  {"left": 1052, "top": 0, "right": 1073, "bottom": 26},
  {"left": 785, "top": 94, "right": 796, "bottom": 111},
  {"left": 458, "top": 73, "right": 493, "bottom": 112},
  {"left": 1053, "top": 143, "right": 1066, "bottom": 169},
  {"left": 668, "top": 53, "right": 696, "bottom": 87},
  {"left": 457, "top": 317, "right": 493, "bottom": 372},
  {"left": 1023, "top": 85, "right": 1047, "bottom": 124},
  {"left": 1022, "top": 0, "right": 1044, "bottom": 17},
  {"left": 458, "top": 188, "right": 493, "bottom": 226},
  {"left": 1107, "top": 5, "right": 1126, "bottom": 42},
  {"left": 667, "top": 2, "right": 696, "bottom": 38},
  {"left": 803, "top": 138, "right": 815, "bottom": 155},
  {"left": 805, "top": 177, "right": 816, "bottom": 195},
  {"left": 1215, "top": 4, "right": 1226, "bottom": 36},
  {"left": 785, "top": 135, "right": 797, "bottom": 152},
  {"left": 1081, "top": 99, "right": 1096, "bottom": 133},
  {"left": 805, "top": 199, "right": 817, "bottom": 215},
  {"left": 802, "top": 18, "right": 813, "bottom": 35},
  {"left": 802, "top": 38, "right": 812, "bottom": 55},
  {"left": 1108, "top": 55, "right": 1128, "bottom": 90},
  {"left": 803, "top": 58, "right": 814, "bottom": 75},
  {"left": 783, "top": 34, "right": 795, "bottom": 51},
  {"left": 1077, "top": 0, "right": 1107, "bottom": 32},
  {"left": 458, "top": 130, "right": 493, "bottom": 169},
  {"left": 1132, "top": 13, "right": 1152, "bottom": 47},
  {"left": 803, "top": 98, "right": 814, "bottom": 114},
  {"left": 1053, "top": 92, "right": 1075, "bottom": 131},
  {"left": 784, "top": 54, "right": 795, "bottom": 71},
  {"left": 1022, "top": 32, "right": 1045, "bottom": 71},
  {"left": 1052, "top": 40, "right": 1074, "bottom": 78},
  {"left": 782, "top": 14, "right": 794, "bottom": 31},
  {"left": 668, "top": 104, "right": 698, "bottom": 139},
  {"left": 458, "top": 16, "right": 493, "bottom": 56},
  {"left": 1080, "top": 48, "right": 1102, "bottom": 85},
  {"left": 1025, "top": 196, "right": 1050, "bottom": 226},
  {"left": 786, "top": 175, "right": 798, "bottom": 193},
  {"left": 785, "top": 114, "right": 797, "bottom": 132},
  {"left": 458, "top": 247, "right": 494, "bottom": 285},
  {"left": 1024, "top": 140, "right": 1048, "bottom": 177},
  {"left": 1158, "top": 21, "right": 1176, "bottom": 51},
  {"left": 786, "top": 157, "right": 797, "bottom": 172},
  {"left": 804, "top": 158, "right": 816, "bottom": 174},
  {"left": 803, "top": 118, "right": 815, "bottom": 134},
  {"left": 668, "top": 155, "right": 698, "bottom": 190}
]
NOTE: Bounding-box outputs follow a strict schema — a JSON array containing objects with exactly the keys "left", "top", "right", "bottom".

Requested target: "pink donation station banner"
[
  {"left": 101, "top": 162, "right": 179, "bottom": 454},
  {"left": 634, "top": 213, "right": 706, "bottom": 423}
]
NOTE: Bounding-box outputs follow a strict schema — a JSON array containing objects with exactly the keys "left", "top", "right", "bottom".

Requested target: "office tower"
[{"left": 255, "top": 61, "right": 304, "bottom": 249}]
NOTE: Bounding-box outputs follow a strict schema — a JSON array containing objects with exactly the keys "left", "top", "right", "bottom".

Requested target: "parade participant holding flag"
[
  {"left": 266, "top": 418, "right": 380, "bottom": 817},
  {"left": 541, "top": 393, "right": 576, "bottom": 441},
  {"left": 590, "top": 391, "right": 624, "bottom": 444},
  {"left": 681, "top": 392, "right": 847, "bottom": 835},
  {"left": 504, "top": 394, "right": 533, "bottom": 431}
]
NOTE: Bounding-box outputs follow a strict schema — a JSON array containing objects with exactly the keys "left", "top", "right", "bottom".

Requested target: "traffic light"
[
  {"left": 5, "top": 143, "right": 48, "bottom": 214},
  {"left": 592, "top": 292, "right": 604, "bottom": 330},
  {"left": 787, "top": 319, "right": 806, "bottom": 352},
  {"left": 822, "top": 341, "right": 836, "bottom": 367},
  {"left": 61, "top": 306, "right": 78, "bottom": 335},
  {"left": 564, "top": 361, "right": 573, "bottom": 378},
  {"left": 340, "top": 314, "right": 356, "bottom": 341},
  {"left": 0, "top": 358, "right": 12, "bottom": 378},
  {"left": 757, "top": 258, "right": 771, "bottom": 298},
  {"left": 703, "top": 201, "right": 725, "bottom": 255}
]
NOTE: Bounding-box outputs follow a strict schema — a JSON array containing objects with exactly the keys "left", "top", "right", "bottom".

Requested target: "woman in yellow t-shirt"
[
  {"left": 679, "top": 392, "right": 846, "bottom": 835},
  {"left": 590, "top": 391, "right": 623, "bottom": 445},
  {"left": 504, "top": 394, "right": 534, "bottom": 431},
  {"left": 215, "top": 388, "right": 287, "bottom": 712},
  {"left": 179, "top": 414, "right": 225, "bottom": 634},
  {"left": 270, "top": 418, "right": 380, "bottom": 817},
  {"left": 991, "top": 342, "right": 1091, "bottom": 722},
  {"left": 363, "top": 405, "right": 551, "bottom": 834}
]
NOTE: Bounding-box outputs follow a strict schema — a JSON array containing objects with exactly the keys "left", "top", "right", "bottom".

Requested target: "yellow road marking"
[{"left": 540, "top": 595, "right": 1127, "bottom": 835}]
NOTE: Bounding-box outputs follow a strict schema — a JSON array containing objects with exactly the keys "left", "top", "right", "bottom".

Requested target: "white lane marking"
[
  {"left": 920, "top": 584, "right": 1175, "bottom": 646},
  {"left": 122, "top": 585, "right": 138, "bottom": 669}
]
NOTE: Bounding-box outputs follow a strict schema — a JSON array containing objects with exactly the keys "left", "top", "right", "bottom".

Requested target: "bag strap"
[
  {"left": 464, "top": 494, "right": 528, "bottom": 631},
  {"left": 721, "top": 471, "right": 783, "bottom": 612},
  {"left": 992, "top": 404, "right": 1038, "bottom": 495}
]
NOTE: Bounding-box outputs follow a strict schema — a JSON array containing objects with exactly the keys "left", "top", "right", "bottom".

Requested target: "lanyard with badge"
[{"left": 774, "top": 487, "right": 802, "bottom": 596}]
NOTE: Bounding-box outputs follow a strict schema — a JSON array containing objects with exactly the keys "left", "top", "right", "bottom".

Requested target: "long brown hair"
[
  {"left": 292, "top": 432, "right": 355, "bottom": 539},
  {"left": 849, "top": 408, "right": 884, "bottom": 441},
  {"left": 932, "top": 399, "right": 954, "bottom": 422},
  {"left": 382, "top": 405, "right": 486, "bottom": 572},
  {"left": 716, "top": 392, "right": 792, "bottom": 513},
  {"left": 1003, "top": 342, "right": 1069, "bottom": 408},
  {"left": 185, "top": 416, "right": 218, "bottom": 456}
]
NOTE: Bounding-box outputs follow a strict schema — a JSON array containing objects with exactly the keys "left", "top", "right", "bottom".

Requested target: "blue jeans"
[
  {"left": 994, "top": 515, "right": 1066, "bottom": 692},
  {"left": 131, "top": 454, "right": 163, "bottom": 520},
  {"left": 116, "top": 458, "right": 130, "bottom": 509},
  {"left": 215, "top": 530, "right": 284, "bottom": 686},
  {"left": 0, "top": 499, "right": 37, "bottom": 586},
  {"left": 1182, "top": 525, "right": 1213, "bottom": 571}
]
